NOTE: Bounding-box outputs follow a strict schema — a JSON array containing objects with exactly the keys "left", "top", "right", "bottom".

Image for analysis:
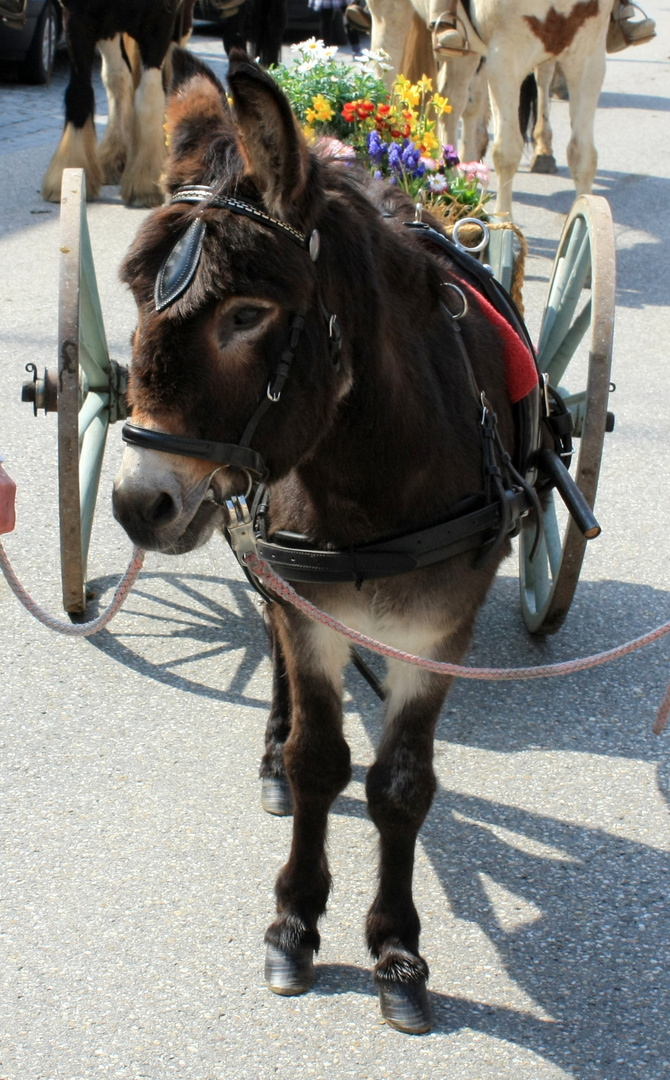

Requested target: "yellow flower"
[
  {"left": 430, "top": 92, "right": 452, "bottom": 116},
  {"left": 394, "top": 74, "right": 411, "bottom": 96},
  {"left": 417, "top": 74, "right": 433, "bottom": 94},
  {"left": 403, "top": 84, "right": 421, "bottom": 108},
  {"left": 421, "top": 129, "right": 439, "bottom": 152},
  {"left": 311, "top": 93, "right": 334, "bottom": 122}
]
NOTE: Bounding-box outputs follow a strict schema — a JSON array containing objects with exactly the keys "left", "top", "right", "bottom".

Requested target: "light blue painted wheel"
[
  {"left": 520, "top": 195, "right": 615, "bottom": 635},
  {"left": 57, "top": 169, "right": 127, "bottom": 613}
]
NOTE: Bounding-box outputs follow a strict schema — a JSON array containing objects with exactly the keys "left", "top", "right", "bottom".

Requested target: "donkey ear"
[
  {"left": 163, "top": 47, "right": 234, "bottom": 189},
  {"left": 226, "top": 49, "right": 310, "bottom": 216}
]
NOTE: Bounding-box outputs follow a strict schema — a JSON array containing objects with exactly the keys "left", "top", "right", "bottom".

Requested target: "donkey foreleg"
[
  {"left": 366, "top": 660, "right": 452, "bottom": 1034},
  {"left": 260, "top": 620, "right": 294, "bottom": 817},
  {"left": 264, "top": 614, "right": 351, "bottom": 995}
]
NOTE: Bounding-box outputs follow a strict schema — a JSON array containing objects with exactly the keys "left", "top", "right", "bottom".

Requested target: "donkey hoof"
[
  {"left": 377, "top": 978, "right": 432, "bottom": 1034},
  {"left": 261, "top": 776, "right": 294, "bottom": 816},
  {"left": 530, "top": 153, "right": 558, "bottom": 175},
  {"left": 265, "top": 944, "right": 314, "bottom": 995}
]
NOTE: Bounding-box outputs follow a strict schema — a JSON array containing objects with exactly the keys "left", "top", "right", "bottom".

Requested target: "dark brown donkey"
[{"left": 112, "top": 47, "right": 541, "bottom": 1033}]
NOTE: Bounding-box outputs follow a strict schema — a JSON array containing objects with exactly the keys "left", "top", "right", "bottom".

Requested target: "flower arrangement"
[{"left": 270, "top": 40, "right": 491, "bottom": 223}]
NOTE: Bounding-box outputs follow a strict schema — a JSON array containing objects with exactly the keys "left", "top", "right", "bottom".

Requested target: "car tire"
[{"left": 22, "top": 0, "right": 58, "bottom": 85}]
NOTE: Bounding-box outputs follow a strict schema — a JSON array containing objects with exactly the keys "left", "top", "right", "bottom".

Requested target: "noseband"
[{"left": 121, "top": 184, "right": 340, "bottom": 479}]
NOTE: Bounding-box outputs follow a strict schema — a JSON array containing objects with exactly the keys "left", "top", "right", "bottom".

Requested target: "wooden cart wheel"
[
  {"left": 58, "top": 168, "right": 127, "bottom": 613},
  {"left": 519, "top": 194, "right": 615, "bottom": 635}
]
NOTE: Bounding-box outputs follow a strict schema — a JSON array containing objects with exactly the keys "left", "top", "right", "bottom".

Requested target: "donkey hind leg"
[
  {"left": 98, "top": 36, "right": 134, "bottom": 184},
  {"left": 366, "top": 648, "right": 460, "bottom": 1035},
  {"left": 264, "top": 617, "right": 351, "bottom": 996},
  {"left": 530, "top": 61, "right": 558, "bottom": 174},
  {"left": 41, "top": 18, "right": 101, "bottom": 202},
  {"left": 438, "top": 52, "right": 481, "bottom": 160},
  {"left": 120, "top": 66, "right": 166, "bottom": 207},
  {"left": 260, "top": 619, "right": 294, "bottom": 817}
]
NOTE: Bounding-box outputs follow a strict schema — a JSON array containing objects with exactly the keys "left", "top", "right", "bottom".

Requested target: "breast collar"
[{"left": 121, "top": 187, "right": 542, "bottom": 588}]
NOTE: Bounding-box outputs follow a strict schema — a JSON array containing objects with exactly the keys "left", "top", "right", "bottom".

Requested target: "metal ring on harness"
[
  {"left": 452, "top": 217, "right": 490, "bottom": 254},
  {"left": 441, "top": 282, "right": 468, "bottom": 320}
]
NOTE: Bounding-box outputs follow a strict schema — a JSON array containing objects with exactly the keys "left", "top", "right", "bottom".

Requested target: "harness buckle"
[{"left": 225, "top": 495, "right": 257, "bottom": 558}]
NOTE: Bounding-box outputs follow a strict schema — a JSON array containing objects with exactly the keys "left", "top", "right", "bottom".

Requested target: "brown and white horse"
[
  {"left": 369, "top": 0, "right": 613, "bottom": 216},
  {"left": 112, "top": 47, "right": 541, "bottom": 1033},
  {"left": 42, "top": 0, "right": 194, "bottom": 207}
]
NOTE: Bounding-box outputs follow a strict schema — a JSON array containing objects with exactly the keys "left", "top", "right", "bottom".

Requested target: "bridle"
[
  {"left": 121, "top": 185, "right": 545, "bottom": 588},
  {"left": 121, "top": 184, "right": 341, "bottom": 481}
]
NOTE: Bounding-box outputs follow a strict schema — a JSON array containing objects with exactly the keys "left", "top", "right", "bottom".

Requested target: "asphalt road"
[{"left": 0, "top": 14, "right": 669, "bottom": 1080}]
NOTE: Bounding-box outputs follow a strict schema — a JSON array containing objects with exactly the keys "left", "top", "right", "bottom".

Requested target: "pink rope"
[
  {"left": 244, "top": 553, "right": 670, "bottom": 734},
  {"left": 0, "top": 538, "right": 145, "bottom": 637}
]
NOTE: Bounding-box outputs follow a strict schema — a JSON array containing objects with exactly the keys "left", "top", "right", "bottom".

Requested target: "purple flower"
[
  {"left": 442, "top": 144, "right": 460, "bottom": 169},
  {"left": 367, "top": 129, "right": 387, "bottom": 168},
  {"left": 388, "top": 141, "right": 402, "bottom": 175}
]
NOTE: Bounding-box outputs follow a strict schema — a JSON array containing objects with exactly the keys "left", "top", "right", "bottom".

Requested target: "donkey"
[
  {"left": 112, "top": 46, "right": 541, "bottom": 1033},
  {"left": 369, "top": 0, "right": 612, "bottom": 217},
  {"left": 42, "top": 0, "right": 194, "bottom": 207}
]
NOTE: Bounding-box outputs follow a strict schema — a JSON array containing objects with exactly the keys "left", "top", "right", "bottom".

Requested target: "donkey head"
[{"left": 113, "top": 48, "right": 352, "bottom": 553}]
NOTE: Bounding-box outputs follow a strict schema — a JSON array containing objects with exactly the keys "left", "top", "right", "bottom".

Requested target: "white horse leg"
[
  {"left": 487, "top": 50, "right": 524, "bottom": 218},
  {"left": 461, "top": 56, "right": 489, "bottom": 162},
  {"left": 98, "top": 36, "right": 134, "bottom": 185},
  {"left": 530, "top": 59, "right": 557, "bottom": 174},
  {"left": 438, "top": 52, "right": 480, "bottom": 155},
  {"left": 120, "top": 66, "right": 166, "bottom": 207},
  {"left": 560, "top": 45, "right": 606, "bottom": 197},
  {"left": 368, "top": 0, "right": 416, "bottom": 88}
]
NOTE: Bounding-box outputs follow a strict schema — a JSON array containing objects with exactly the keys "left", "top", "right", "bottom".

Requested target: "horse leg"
[
  {"left": 120, "top": 9, "right": 177, "bottom": 208},
  {"left": 255, "top": 0, "right": 286, "bottom": 66},
  {"left": 41, "top": 11, "right": 101, "bottom": 202},
  {"left": 560, "top": 46, "right": 606, "bottom": 197},
  {"left": 487, "top": 51, "right": 525, "bottom": 218},
  {"left": 264, "top": 610, "right": 351, "bottom": 996},
  {"left": 530, "top": 60, "right": 558, "bottom": 174},
  {"left": 260, "top": 614, "right": 294, "bottom": 817},
  {"left": 460, "top": 55, "right": 489, "bottom": 162},
  {"left": 438, "top": 52, "right": 480, "bottom": 155},
  {"left": 98, "top": 36, "right": 134, "bottom": 185},
  {"left": 365, "top": 648, "right": 459, "bottom": 1034},
  {"left": 368, "top": 0, "right": 415, "bottom": 89}
]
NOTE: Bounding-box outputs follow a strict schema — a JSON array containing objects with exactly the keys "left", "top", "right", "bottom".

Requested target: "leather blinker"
[{"left": 155, "top": 217, "right": 207, "bottom": 312}]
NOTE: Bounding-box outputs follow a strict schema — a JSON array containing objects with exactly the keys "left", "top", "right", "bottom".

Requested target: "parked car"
[{"left": 0, "top": 0, "right": 62, "bottom": 84}]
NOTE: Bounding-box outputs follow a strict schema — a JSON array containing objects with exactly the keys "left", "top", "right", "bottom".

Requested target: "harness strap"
[
  {"left": 252, "top": 488, "right": 531, "bottom": 584},
  {"left": 121, "top": 423, "right": 268, "bottom": 478}
]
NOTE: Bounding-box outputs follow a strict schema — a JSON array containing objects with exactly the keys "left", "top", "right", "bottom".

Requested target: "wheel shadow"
[{"left": 83, "top": 566, "right": 669, "bottom": 1075}]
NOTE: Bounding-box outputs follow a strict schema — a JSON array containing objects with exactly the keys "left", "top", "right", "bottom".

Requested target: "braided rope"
[
  {"left": 0, "top": 538, "right": 145, "bottom": 637},
  {"left": 244, "top": 553, "right": 670, "bottom": 734},
  {"left": 1, "top": 536, "right": 667, "bottom": 733}
]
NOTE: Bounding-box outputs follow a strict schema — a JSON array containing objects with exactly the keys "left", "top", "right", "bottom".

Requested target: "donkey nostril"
[{"left": 147, "top": 491, "right": 177, "bottom": 526}]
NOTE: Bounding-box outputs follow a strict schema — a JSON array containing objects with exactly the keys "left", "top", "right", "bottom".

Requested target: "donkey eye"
[{"left": 233, "top": 306, "right": 264, "bottom": 329}]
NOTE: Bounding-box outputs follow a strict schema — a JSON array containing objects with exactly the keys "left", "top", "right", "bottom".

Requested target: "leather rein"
[{"left": 121, "top": 185, "right": 543, "bottom": 589}]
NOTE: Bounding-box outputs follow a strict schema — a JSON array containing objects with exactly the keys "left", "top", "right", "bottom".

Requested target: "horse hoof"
[
  {"left": 377, "top": 978, "right": 432, "bottom": 1034},
  {"left": 265, "top": 943, "right": 314, "bottom": 996},
  {"left": 261, "top": 777, "right": 294, "bottom": 816},
  {"left": 531, "top": 153, "right": 558, "bottom": 175}
]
